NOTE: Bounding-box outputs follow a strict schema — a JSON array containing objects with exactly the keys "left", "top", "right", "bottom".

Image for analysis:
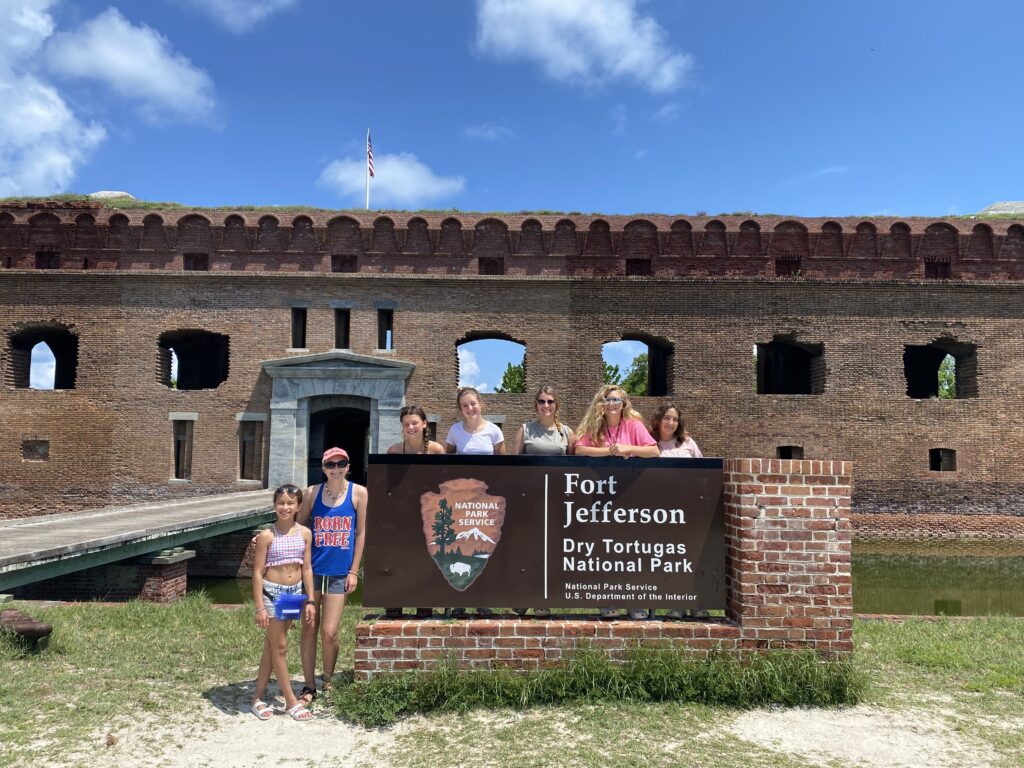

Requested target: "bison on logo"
[{"left": 420, "top": 478, "right": 506, "bottom": 590}]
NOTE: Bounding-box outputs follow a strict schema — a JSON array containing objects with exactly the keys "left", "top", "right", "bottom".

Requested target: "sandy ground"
[{"left": 71, "top": 694, "right": 1013, "bottom": 768}]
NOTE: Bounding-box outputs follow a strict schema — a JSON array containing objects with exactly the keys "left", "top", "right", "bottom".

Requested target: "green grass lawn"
[{"left": 1, "top": 598, "right": 1022, "bottom": 768}]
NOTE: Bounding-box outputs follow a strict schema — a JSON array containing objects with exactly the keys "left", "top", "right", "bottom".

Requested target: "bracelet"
[
  {"left": 349, "top": 571, "right": 359, "bottom": 576},
  {"left": 255, "top": 607, "right": 266, "bottom": 613}
]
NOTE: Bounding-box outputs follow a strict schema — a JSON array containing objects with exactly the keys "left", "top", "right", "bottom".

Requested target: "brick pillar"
[
  {"left": 137, "top": 548, "right": 195, "bottom": 603},
  {"left": 724, "top": 458, "right": 853, "bottom": 658}
]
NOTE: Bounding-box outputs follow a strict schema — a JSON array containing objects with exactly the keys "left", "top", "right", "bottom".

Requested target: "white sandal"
[
  {"left": 250, "top": 700, "right": 273, "bottom": 720},
  {"left": 287, "top": 703, "right": 313, "bottom": 721}
]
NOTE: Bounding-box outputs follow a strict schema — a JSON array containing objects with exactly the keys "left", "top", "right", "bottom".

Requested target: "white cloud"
[
  {"left": 172, "top": 0, "right": 299, "bottom": 33},
  {"left": 475, "top": 0, "right": 693, "bottom": 92},
  {"left": 0, "top": 1, "right": 106, "bottom": 196},
  {"left": 317, "top": 152, "right": 465, "bottom": 208},
  {"left": 652, "top": 102, "right": 681, "bottom": 123},
  {"left": 634, "top": 149, "right": 647, "bottom": 161},
  {"left": 464, "top": 122, "right": 514, "bottom": 142},
  {"left": 778, "top": 165, "right": 850, "bottom": 190},
  {"left": 46, "top": 8, "right": 216, "bottom": 123},
  {"left": 458, "top": 347, "right": 489, "bottom": 392},
  {"left": 29, "top": 342, "right": 55, "bottom": 390},
  {"left": 610, "top": 103, "right": 627, "bottom": 135}
]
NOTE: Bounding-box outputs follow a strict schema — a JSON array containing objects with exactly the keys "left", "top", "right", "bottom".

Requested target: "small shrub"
[{"left": 335, "top": 649, "right": 864, "bottom": 727}]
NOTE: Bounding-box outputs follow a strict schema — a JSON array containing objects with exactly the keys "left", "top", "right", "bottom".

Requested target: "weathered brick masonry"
[
  {"left": 355, "top": 459, "right": 852, "bottom": 676},
  {"left": 2, "top": 203, "right": 1023, "bottom": 523}
]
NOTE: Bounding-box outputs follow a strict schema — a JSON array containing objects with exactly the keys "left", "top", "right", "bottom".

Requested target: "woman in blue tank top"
[{"left": 296, "top": 446, "right": 367, "bottom": 703}]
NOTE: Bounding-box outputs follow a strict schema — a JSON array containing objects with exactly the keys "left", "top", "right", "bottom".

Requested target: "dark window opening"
[
  {"left": 929, "top": 448, "right": 956, "bottom": 472},
  {"left": 756, "top": 338, "right": 824, "bottom": 395},
  {"left": 7, "top": 326, "right": 78, "bottom": 389},
  {"left": 478, "top": 257, "right": 505, "bottom": 275},
  {"left": 158, "top": 330, "right": 229, "bottom": 390},
  {"left": 173, "top": 420, "right": 194, "bottom": 480},
  {"left": 903, "top": 342, "right": 977, "bottom": 399},
  {"left": 925, "top": 262, "right": 951, "bottom": 279},
  {"left": 183, "top": 253, "right": 209, "bottom": 271},
  {"left": 427, "top": 421, "right": 438, "bottom": 443},
  {"left": 775, "top": 257, "right": 801, "bottom": 277},
  {"left": 35, "top": 251, "right": 60, "bottom": 269},
  {"left": 291, "top": 308, "right": 307, "bottom": 348},
  {"left": 332, "top": 254, "right": 357, "bottom": 273},
  {"left": 625, "top": 258, "right": 651, "bottom": 276},
  {"left": 334, "top": 309, "right": 351, "bottom": 349},
  {"left": 22, "top": 439, "right": 49, "bottom": 461},
  {"left": 776, "top": 445, "right": 804, "bottom": 460},
  {"left": 601, "top": 335, "right": 673, "bottom": 397},
  {"left": 377, "top": 309, "right": 394, "bottom": 350},
  {"left": 239, "top": 422, "right": 263, "bottom": 481},
  {"left": 82, "top": 258, "right": 89, "bottom": 270}
]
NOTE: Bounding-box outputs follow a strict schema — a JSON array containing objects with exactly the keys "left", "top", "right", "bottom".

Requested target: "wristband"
[
  {"left": 255, "top": 607, "right": 266, "bottom": 613},
  {"left": 349, "top": 571, "right": 359, "bottom": 576}
]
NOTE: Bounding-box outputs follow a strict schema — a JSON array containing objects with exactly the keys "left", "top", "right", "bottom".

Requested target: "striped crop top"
[{"left": 264, "top": 526, "right": 305, "bottom": 568}]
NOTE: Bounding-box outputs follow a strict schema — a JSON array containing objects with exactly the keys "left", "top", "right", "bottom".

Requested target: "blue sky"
[{"left": 10, "top": 0, "right": 1024, "bottom": 388}]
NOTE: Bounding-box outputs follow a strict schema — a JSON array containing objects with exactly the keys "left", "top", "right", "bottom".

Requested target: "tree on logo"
[{"left": 432, "top": 499, "right": 456, "bottom": 555}]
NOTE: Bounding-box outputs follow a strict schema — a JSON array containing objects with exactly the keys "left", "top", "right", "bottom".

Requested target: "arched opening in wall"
[
  {"left": 307, "top": 403, "right": 370, "bottom": 487},
  {"left": 903, "top": 341, "right": 977, "bottom": 399},
  {"left": 7, "top": 324, "right": 78, "bottom": 389},
  {"left": 158, "top": 330, "right": 229, "bottom": 390},
  {"left": 755, "top": 336, "right": 824, "bottom": 395},
  {"left": 455, "top": 333, "right": 526, "bottom": 393},
  {"left": 602, "top": 335, "right": 672, "bottom": 396}
]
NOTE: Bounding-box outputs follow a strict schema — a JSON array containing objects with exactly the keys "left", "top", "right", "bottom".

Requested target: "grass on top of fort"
[{"left": 1, "top": 597, "right": 1023, "bottom": 768}]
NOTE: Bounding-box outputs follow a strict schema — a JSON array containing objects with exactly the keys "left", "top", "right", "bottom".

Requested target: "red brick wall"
[
  {"left": 13, "top": 560, "right": 187, "bottom": 603},
  {"left": 354, "top": 459, "right": 852, "bottom": 677}
]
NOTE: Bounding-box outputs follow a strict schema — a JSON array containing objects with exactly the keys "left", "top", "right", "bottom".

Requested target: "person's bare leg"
[
  {"left": 318, "top": 593, "right": 347, "bottom": 684},
  {"left": 300, "top": 592, "right": 322, "bottom": 694},
  {"left": 268, "top": 619, "right": 299, "bottom": 710},
  {"left": 252, "top": 633, "right": 273, "bottom": 705}
]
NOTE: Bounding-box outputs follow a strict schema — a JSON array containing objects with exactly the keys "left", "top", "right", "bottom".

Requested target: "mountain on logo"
[{"left": 456, "top": 527, "right": 496, "bottom": 545}]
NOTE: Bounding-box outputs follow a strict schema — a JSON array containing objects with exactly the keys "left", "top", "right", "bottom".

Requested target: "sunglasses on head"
[
  {"left": 322, "top": 460, "right": 349, "bottom": 469},
  {"left": 275, "top": 484, "right": 300, "bottom": 495},
  {"left": 537, "top": 398, "right": 556, "bottom": 405}
]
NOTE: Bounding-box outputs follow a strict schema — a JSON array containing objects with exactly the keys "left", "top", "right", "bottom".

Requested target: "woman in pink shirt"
[
  {"left": 649, "top": 402, "right": 703, "bottom": 459},
  {"left": 574, "top": 385, "right": 659, "bottom": 459}
]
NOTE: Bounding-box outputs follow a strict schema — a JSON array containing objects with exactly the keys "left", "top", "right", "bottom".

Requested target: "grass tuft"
[{"left": 335, "top": 648, "right": 864, "bottom": 727}]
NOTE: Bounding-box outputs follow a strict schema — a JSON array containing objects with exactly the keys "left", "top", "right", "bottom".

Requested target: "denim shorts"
[
  {"left": 261, "top": 578, "right": 304, "bottom": 614},
  {"left": 314, "top": 573, "right": 348, "bottom": 595}
]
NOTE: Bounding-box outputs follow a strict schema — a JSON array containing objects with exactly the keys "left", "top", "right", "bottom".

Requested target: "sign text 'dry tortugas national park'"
[{"left": 363, "top": 456, "right": 725, "bottom": 609}]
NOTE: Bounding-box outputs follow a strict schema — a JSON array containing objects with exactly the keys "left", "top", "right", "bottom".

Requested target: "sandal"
[
  {"left": 250, "top": 700, "right": 273, "bottom": 721},
  {"left": 287, "top": 703, "right": 313, "bottom": 721},
  {"left": 298, "top": 686, "right": 317, "bottom": 705},
  {"left": 319, "top": 676, "right": 334, "bottom": 693}
]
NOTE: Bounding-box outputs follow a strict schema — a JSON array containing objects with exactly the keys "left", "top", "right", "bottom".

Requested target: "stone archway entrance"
[
  {"left": 260, "top": 351, "right": 415, "bottom": 489},
  {"left": 307, "top": 398, "right": 371, "bottom": 486}
]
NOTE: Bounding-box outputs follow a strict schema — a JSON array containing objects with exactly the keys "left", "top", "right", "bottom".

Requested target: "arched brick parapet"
[
  {"left": 516, "top": 219, "right": 545, "bottom": 256},
  {"left": 141, "top": 214, "right": 168, "bottom": 250},
  {"left": 437, "top": 218, "right": 464, "bottom": 255},
  {"left": 107, "top": 214, "right": 136, "bottom": 250},
  {"left": 472, "top": 218, "right": 511, "bottom": 258},
  {"left": 665, "top": 219, "right": 693, "bottom": 256},
  {"left": 769, "top": 220, "right": 809, "bottom": 258},
  {"left": 326, "top": 216, "right": 363, "bottom": 255},
  {"left": 74, "top": 214, "right": 100, "bottom": 249},
  {"left": 290, "top": 216, "right": 319, "bottom": 251},
  {"left": 583, "top": 219, "right": 613, "bottom": 256},
  {"left": 177, "top": 214, "right": 212, "bottom": 253},
  {"left": 551, "top": 219, "right": 578, "bottom": 255},
  {"left": 918, "top": 222, "right": 958, "bottom": 263},
  {"left": 370, "top": 217, "right": 398, "bottom": 254},
  {"left": 850, "top": 222, "right": 877, "bottom": 259},
  {"left": 256, "top": 216, "right": 283, "bottom": 251},
  {"left": 402, "top": 217, "right": 432, "bottom": 255},
  {"left": 29, "top": 213, "right": 62, "bottom": 248},
  {"left": 221, "top": 215, "right": 249, "bottom": 251},
  {"left": 733, "top": 220, "right": 762, "bottom": 257},
  {"left": 966, "top": 223, "right": 993, "bottom": 260},
  {"left": 699, "top": 220, "right": 728, "bottom": 257},
  {"left": 815, "top": 221, "right": 843, "bottom": 258},
  {"left": 1001, "top": 224, "right": 1024, "bottom": 259},
  {"left": 884, "top": 222, "right": 912, "bottom": 259},
  {"left": 619, "top": 219, "right": 658, "bottom": 258}
]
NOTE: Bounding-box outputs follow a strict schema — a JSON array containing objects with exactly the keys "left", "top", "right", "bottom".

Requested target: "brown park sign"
[{"left": 363, "top": 456, "right": 725, "bottom": 610}]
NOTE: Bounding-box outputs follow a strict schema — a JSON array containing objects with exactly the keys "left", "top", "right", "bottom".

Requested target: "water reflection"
[{"left": 852, "top": 539, "right": 1024, "bottom": 616}]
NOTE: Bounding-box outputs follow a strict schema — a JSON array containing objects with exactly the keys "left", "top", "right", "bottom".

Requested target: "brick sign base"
[{"left": 355, "top": 458, "right": 852, "bottom": 678}]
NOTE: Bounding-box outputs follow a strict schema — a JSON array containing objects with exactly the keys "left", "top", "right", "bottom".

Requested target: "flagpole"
[{"left": 365, "top": 128, "right": 370, "bottom": 210}]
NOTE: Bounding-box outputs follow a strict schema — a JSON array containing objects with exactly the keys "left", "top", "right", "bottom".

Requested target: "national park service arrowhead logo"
[{"left": 420, "top": 478, "right": 506, "bottom": 591}]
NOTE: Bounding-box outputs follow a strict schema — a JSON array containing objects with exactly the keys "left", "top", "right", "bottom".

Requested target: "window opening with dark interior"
[
  {"left": 22, "top": 439, "right": 49, "bottom": 460},
  {"left": 332, "top": 254, "right": 356, "bottom": 273},
  {"left": 377, "top": 309, "right": 394, "bottom": 350},
  {"left": 755, "top": 336, "right": 824, "bottom": 395},
  {"left": 173, "top": 420, "right": 194, "bottom": 480},
  {"left": 929, "top": 448, "right": 956, "bottom": 472},
  {"left": 776, "top": 445, "right": 804, "bottom": 460},
  {"left": 291, "top": 308, "right": 307, "bottom": 348},
  {"left": 184, "top": 253, "right": 209, "bottom": 271},
  {"left": 903, "top": 341, "right": 976, "bottom": 399},
  {"left": 239, "top": 421, "right": 263, "bottom": 481},
  {"left": 7, "top": 324, "right": 78, "bottom": 389},
  {"left": 925, "top": 262, "right": 951, "bottom": 279},
  {"left": 601, "top": 335, "right": 673, "bottom": 397},
  {"left": 35, "top": 251, "right": 60, "bottom": 269},
  {"left": 478, "top": 257, "right": 504, "bottom": 275},
  {"left": 625, "top": 258, "right": 651, "bottom": 276},
  {"left": 334, "top": 309, "right": 350, "bottom": 349},
  {"left": 158, "top": 330, "right": 229, "bottom": 390}
]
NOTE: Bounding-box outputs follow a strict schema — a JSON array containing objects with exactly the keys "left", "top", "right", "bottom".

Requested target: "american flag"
[{"left": 366, "top": 130, "right": 374, "bottom": 178}]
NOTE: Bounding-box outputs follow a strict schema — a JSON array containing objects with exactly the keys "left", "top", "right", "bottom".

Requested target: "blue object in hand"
[{"left": 274, "top": 592, "right": 308, "bottom": 620}]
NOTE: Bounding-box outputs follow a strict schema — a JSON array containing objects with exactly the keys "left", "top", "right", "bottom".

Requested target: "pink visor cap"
[{"left": 322, "top": 447, "right": 349, "bottom": 462}]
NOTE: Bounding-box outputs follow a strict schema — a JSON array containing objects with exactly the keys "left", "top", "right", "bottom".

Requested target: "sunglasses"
[
  {"left": 537, "top": 398, "right": 557, "bottom": 405},
  {"left": 275, "top": 484, "right": 300, "bottom": 495},
  {"left": 322, "top": 460, "right": 349, "bottom": 469},
  {"left": 603, "top": 397, "right": 624, "bottom": 404}
]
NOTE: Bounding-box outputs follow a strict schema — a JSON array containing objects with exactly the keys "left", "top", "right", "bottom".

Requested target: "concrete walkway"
[{"left": 0, "top": 490, "right": 272, "bottom": 590}]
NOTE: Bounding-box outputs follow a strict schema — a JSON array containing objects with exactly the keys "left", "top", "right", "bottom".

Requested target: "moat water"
[{"left": 189, "top": 539, "right": 1024, "bottom": 616}]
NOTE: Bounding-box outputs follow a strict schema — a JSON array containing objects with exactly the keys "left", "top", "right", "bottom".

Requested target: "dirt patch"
[{"left": 728, "top": 705, "right": 999, "bottom": 768}]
